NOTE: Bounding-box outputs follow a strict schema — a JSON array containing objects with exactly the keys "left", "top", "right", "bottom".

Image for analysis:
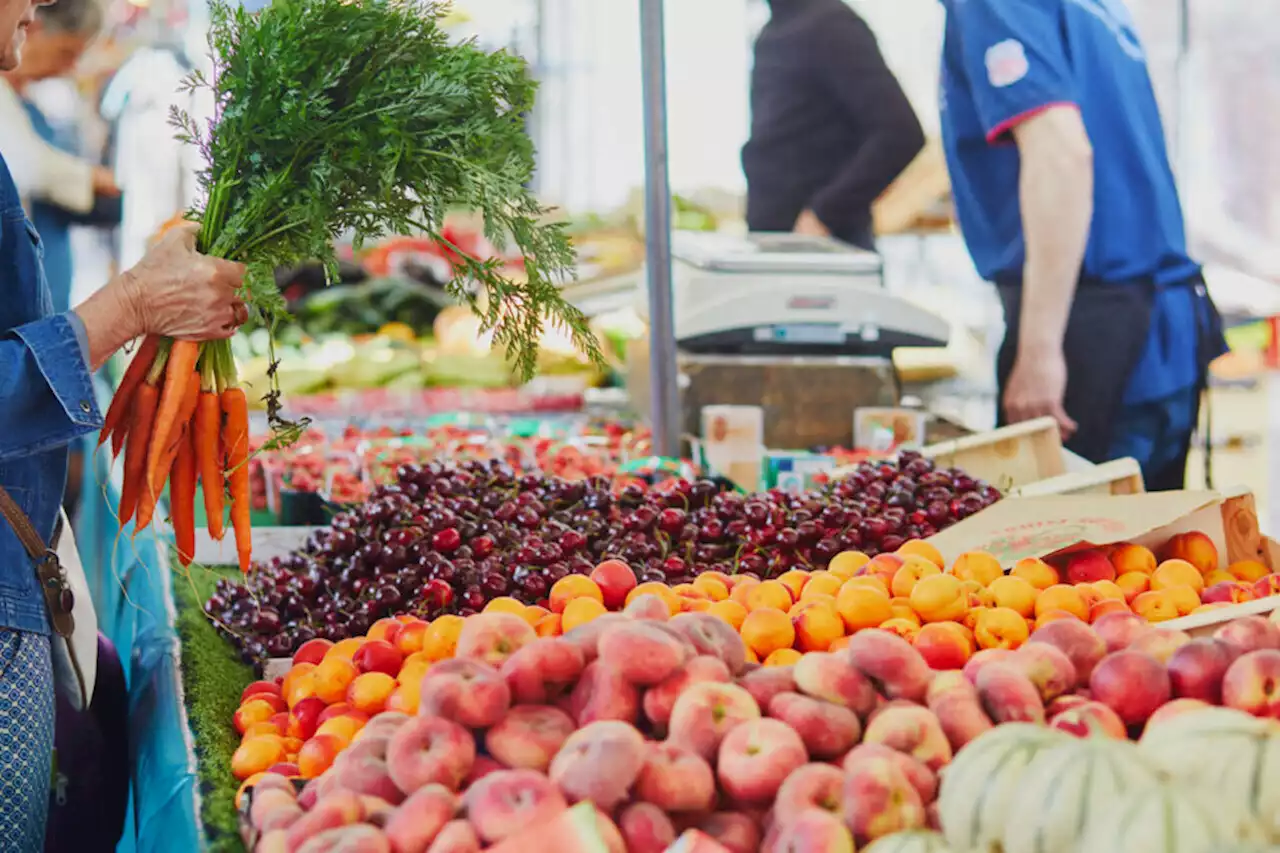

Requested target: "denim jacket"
[{"left": 0, "top": 152, "right": 103, "bottom": 635}]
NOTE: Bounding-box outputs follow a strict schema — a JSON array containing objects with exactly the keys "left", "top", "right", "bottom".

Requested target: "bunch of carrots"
[{"left": 99, "top": 336, "right": 252, "bottom": 572}]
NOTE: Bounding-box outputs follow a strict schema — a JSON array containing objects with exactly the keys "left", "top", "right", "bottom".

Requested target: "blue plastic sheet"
[{"left": 78, "top": 377, "right": 202, "bottom": 853}]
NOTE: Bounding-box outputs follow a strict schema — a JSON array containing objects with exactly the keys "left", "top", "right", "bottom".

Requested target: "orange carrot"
[
  {"left": 194, "top": 389, "right": 226, "bottom": 540},
  {"left": 144, "top": 340, "right": 201, "bottom": 492},
  {"left": 137, "top": 370, "right": 201, "bottom": 530},
  {"left": 171, "top": 412, "right": 198, "bottom": 566},
  {"left": 119, "top": 381, "right": 160, "bottom": 524},
  {"left": 100, "top": 335, "right": 161, "bottom": 454},
  {"left": 222, "top": 386, "right": 252, "bottom": 573}
]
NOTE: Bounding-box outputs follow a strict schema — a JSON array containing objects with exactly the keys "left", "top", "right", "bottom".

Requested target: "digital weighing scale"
[{"left": 634, "top": 231, "right": 950, "bottom": 356}]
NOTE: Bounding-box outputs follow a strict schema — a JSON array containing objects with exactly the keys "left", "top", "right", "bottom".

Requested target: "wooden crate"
[{"left": 1009, "top": 457, "right": 1144, "bottom": 498}]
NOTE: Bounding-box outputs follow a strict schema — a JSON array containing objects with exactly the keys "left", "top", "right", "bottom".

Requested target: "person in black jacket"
[{"left": 742, "top": 0, "right": 924, "bottom": 250}]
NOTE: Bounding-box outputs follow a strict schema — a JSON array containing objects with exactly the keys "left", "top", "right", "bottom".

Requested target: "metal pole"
[
  {"left": 1172, "top": 0, "right": 1190, "bottom": 181},
  {"left": 639, "top": 0, "right": 682, "bottom": 458}
]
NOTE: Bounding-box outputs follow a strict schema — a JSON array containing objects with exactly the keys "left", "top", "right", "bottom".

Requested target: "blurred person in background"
[
  {"left": 2, "top": 0, "right": 122, "bottom": 519},
  {"left": 937, "top": 0, "right": 1225, "bottom": 489},
  {"left": 742, "top": 0, "right": 925, "bottom": 250}
]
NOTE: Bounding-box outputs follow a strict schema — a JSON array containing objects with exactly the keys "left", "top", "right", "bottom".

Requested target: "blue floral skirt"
[{"left": 0, "top": 629, "right": 54, "bottom": 853}]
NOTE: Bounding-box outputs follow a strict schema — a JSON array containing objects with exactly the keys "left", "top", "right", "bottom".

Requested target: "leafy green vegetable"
[{"left": 173, "top": 0, "right": 599, "bottom": 437}]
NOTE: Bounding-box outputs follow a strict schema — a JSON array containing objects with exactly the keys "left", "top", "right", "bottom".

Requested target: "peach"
[
  {"left": 697, "top": 813, "right": 760, "bottom": 853},
  {"left": 567, "top": 660, "right": 641, "bottom": 726},
  {"left": 1049, "top": 701, "right": 1127, "bottom": 739},
  {"left": 1011, "top": 557, "right": 1060, "bottom": 590},
  {"left": 948, "top": 551, "right": 1004, "bottom": 587},
  {"left": 293, "top": 639, "right": 334, "bottom": 668},
  {"left": 1109, "top": 543, "right": 1157, "bottom": 576},
  {"left": 284, "top": 665, "right": 319, "bottom": 709},
  {"left": 598, "top": 621, "right": 690, "bottom": 686},
  {"left": 383, "top": 785, "right": 457, "bottom": 853},
  {"left": 861, "top": 705, "right": 952, "bottom": 772},
  {"left": 242, "top": 680, "right": 283, "bottom": 704},
  {"left": 618, "top": 803, "right": 676, "bottom": 853},
  {"left": 668, "top": 682, "right": 762, "bottom": 760},
  {"left": 353, "top": 640, "right": 403, "bottom": 678},
  {"left": 484, "top": 705, "right": 576, "bottom": 771},
  {"left": 395, "top": 620, "right": 429, "bottom": 658},
  {"left": 1213, "top": 615, "right": 1280, "bottom": 656},
  {"left": 314, "top": 657, "right": 360, "bottom": 706},
  {"left": 973, "top": 606, "right": 1030, "bottom": 651},
  {"left": 1163, "top": 531, "right": 1218, "bottom": 575},
  {"left": 1064, "top": 549, "right": 1116, "bottom": 584},
  {"left": 1089, "top": 650, "right": 1171, "bottom": 726},
  {"left": 284, "top": 791, "right": 365, "bottom": 851},
  {"left": 791, "top": 651, "right": 877, "bottom": 717},
  {"left": 669, "top": 612, "right": 750, "bottom": 675},
  {"left": 772, "top": 763, "right": 844, "bottom": 819},
  {"left": 633, "top": 742, "right": 717, "bottom": 813},
  {"left": 1127, "top": 629, "right": 1191, "bottom": 664},
  {"left": 986, "top": 575, "right": 1036, "bottom": 618},
  {"left": 737, "top": 664, "right": 798, "bottom": 712},
  {"left": 548, "top": 720, "right": 647, "bottom": 810},
  {"left": 1222, "top": 649, "right": 1280, "bottom": 717},
  {"left": 1151, "top": 559, "right": 1204, "bottom": 593},
  {"left": 925, "top": 673, "right": 994, "bottom": 752},
  {"left": 1011, "top": 642, "right": 1077, "bottom": 702},
  {"left": 419, "top": 659, "right": 511, "bottom": 729},
  {"left": 841, "top": 629, "right": 932, "bottom": 703},
  {"left": 298, "top": 734, "right": 345, "bottom": 779},
  {"left": 324, "top": 638, "right": 366, "bottom": 663},
  {"left": 841, "top": 757, "right": 927, "bottom": 846},
  {"left": 500, "top": 637, "right": 586, "bottom": 705},
  {"left": 385, "top": 715, "right": 475, "bottom": 793},
  {"left": 347, "top": 672, "right": 397, "bottom": 716},
  {"left": 423, "top": 820, "right": 480, "bottom": 853},
  {"left": 770, "top": 809, "right": 856, "bottom": 853},
  {"left": 1203, "top": 581, "right": 1258, "bottom": 604},
  {"left": 463, "top": 769, "right": 568, "bottom": 844},
  {"left": 232, "top": 735, "right": 287, "bottom": 780},
  {"left": 961, "top": 647, "right": 1014, "bottom": 684},
  {"left": 644, "top": 656, "right": 732, "bottom": 728},
  {"left": 1026, "top": 619, "right": 1107, "bottom": 681},
  {"left": 1231, "top": 560, "right": 1273, "bottom": 584},
  {"left": 454, "top": 613, "right": 536, "bottom": 668},
  {"left": 235, "top": 698, "right": 282, "bottom": 735},
  {"left": 589, "top": 559, "right": 638, "bottom": 610},
  {"left": 1144, "top": 697, "right": 1212, "bottom": 730},
  {"left": 976, "top": 663, "right": 1045, "bottom": 724},
  {"left": 1091, "top": 611, "right": 1152, "bottom": 653},
  {"left": 912, "top": 622, "right": 972, "bottom": 670},
  {"left": 420, "top": 615, "right": 465, "bottom": 663},
  {"left": 767, "top": 691, "right": 861, "bottom": 759},
  {"left": 889, "top": 560, "right": 941, "bottom": 599},
  {"left": 1167, "top": 638, "right": 1234, "bottom": 704},
  {"left": 717, "top": 718, "right": 807, "bottom": 806}
]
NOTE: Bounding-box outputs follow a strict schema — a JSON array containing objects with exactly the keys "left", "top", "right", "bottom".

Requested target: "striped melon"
[
  {"left": 1074, "top": 784, "right": 1260, "bottom": 853},
  {"left": 861, "top": 831, "right": 953, "bottom": 853},
  {"left": 1001, "top": 737, "right": 1164, "bottom": 853},
  {"left": 936, "top": 723, "right": 1069, "bottom": 852},
  {"left": 1139, "top": 708, "right": 1280, "bottom": 840}
]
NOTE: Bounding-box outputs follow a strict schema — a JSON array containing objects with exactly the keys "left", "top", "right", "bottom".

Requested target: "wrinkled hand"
[
  {"left": 119, "top": 223, "right": 248, "bottom": 341},
  {"left": 1002, "top": 349, "right": 1078, "bottom": 439},
  {"left": 794, "top": 209, "right": 830, "bottom": 238}
]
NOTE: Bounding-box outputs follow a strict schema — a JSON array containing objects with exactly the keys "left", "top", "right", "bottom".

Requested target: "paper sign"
[{"left": 925, "top": 491, "right": 1222, "bottom": 567}]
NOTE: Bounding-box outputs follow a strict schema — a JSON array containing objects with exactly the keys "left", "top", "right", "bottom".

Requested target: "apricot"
[
  {"left": 1163, "top": 531, "right": 1218, "bottom": 576},
  {"left": 764, "top": 648, "right": 803, "bottom": 667},
  {"left": 628, "top": 582, "right": 681, "bottom": 615},
  {"left": 1089, "top": 599, "right": 1130, "bottom": 622},
  {"left": 878, "top": 618, "right": 921, "bottom": 643},
  {"left": 974, "top": 607, "right": 1031, "bottom": 650},
  {"left": 480, "top": 596, "right": 525, "bottom": 617},
  {"left": 297, "top": 733, "right": 345, "bottom": 779},
  {"left": 845, "top": 575, "right": 891, "bottom": 597},
  {"left": 775, "top": 570, "right": 810, "bottom": 600},
  {"left": 1116, "top": 571, "right": 1152, "bottom": 604},
  {"left": 1162, "top": 584, "right": 1201, "bottom": 616},
  {"left": 909, "top": 574, "right": 968, "bottom": 623},
  {"left": 740, "top": 608, "right": 796, "bottom": 660},
  {"left": 889, "top": 598, "right": 922, "bottom": 625},
  {"left": 315, "top": 714, "right": 365, "bottom": 748},
  {"left": 1228, "top": 560, "right": 1271, "bottom": 583},
  {"left": 827, "top": 551, "right": 871, "bottom": 579},
  {"left": 988, "top": 575, "right": 1037, "bottom": 617},
  {"left": 550, "top": 575, "right": 605, "bottom": 614},
  {"left": 1035, "top": 609, "right": 1083, "bottom": 629},
  {"left": 747, "top": 580, "right": 794, "bottom": 612},
  {"left": 801, "top": 573, "right": 843, "bottom": 601},
  {"left": 421, "top": 615, "right": 465, "bottom": 662},
  {"left": 897, "top": 540, "right": 945, "bottom": 569},
  {"left": 891, "top": 559, "right": 942, "bottom": 598},
  {"left": 1152, "top": 559, "right": 1205, "bottom": 593},
  {"left": 692, "top": 575, "right": 730, "bottom": 602},
  {"left": 835, "top": 582, "right": 893, "bottom": 632},
  {"left": 1090, "top": 580, "right": 1125, "bottom": 602},
  {"left": 1011, "top": 557, "right": 1060, "bottom": 590},
  {"left": 914, "top": 622, "right": 973, "bottom": 670},
  {"left": 1034, "top": 585, "right": 1089, "bottom": 622},
  {"left": 1109, "top": 543, "right": 1157, "bottom": 576},
  {"left": 949, "top": 551, "right": 1003, "bottom": 587},
  {"left": 794, "top": 601, "right": 845, "bottom": 652},
  {"left": 1132, "top": 590, "right": 1179, "bottom": 623},
  {"left": 707, "top": 600, "right": 748, "bottom": 631},
  {"left": 728, "top": 577, "right": 760, "bottom": 607},
  {"left": 562, "top": 597, "right": 608, "bottom": 632}
]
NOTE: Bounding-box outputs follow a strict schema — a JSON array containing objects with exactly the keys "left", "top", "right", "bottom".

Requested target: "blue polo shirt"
[{"left": 938, "top": 0, "right": 1216, "bottom": 404}]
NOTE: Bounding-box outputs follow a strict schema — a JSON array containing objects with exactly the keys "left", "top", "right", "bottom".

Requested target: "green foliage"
[{"left": 173, "top": 0, "right": 599, "bottom": 411}]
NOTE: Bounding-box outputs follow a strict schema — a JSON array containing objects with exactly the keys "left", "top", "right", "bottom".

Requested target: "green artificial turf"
[{"left": 173, "top": 564, "right": 255, "bottom": 853}]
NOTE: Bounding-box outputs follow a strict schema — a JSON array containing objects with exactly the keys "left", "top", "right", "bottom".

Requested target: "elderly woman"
[{"left": 1, "top": 0, "right": 247, "bottom": 846}]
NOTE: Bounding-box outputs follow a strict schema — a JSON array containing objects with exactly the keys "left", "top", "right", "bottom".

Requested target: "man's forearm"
[
  {"left": 73, "top": 276, "right": 143, "bottom": 371},
  {"left": 1012, "top": 108, "right": 1094, "bottom": 358}
]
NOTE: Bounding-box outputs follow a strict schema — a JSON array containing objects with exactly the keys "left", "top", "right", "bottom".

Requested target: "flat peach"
[
  {"left": 897, "top": 540, "right": 945, "bottom": 569},
  {"left": 987, "top": 575, "right": 1037, "bottom": 617},
  {"left": 835, "top": 582, "right": 893, "bottom": 632},
  {"left": 1034, "top": 585, "right": 1089, "bottom": 622},
  {"left": 949, "top": 551, "right": 1003, "bottom": 587},
  {"left": 1011, "top": 557, "right": 1060, "bottom": 590}
]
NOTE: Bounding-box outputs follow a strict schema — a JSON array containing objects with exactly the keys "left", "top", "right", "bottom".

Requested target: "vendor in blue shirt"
[
  {"left": 0, "top": 0, "right": 248, "bottom": 843},
  {"left": 938, "top": 0, "right": 1226, "bottom": 490}
]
